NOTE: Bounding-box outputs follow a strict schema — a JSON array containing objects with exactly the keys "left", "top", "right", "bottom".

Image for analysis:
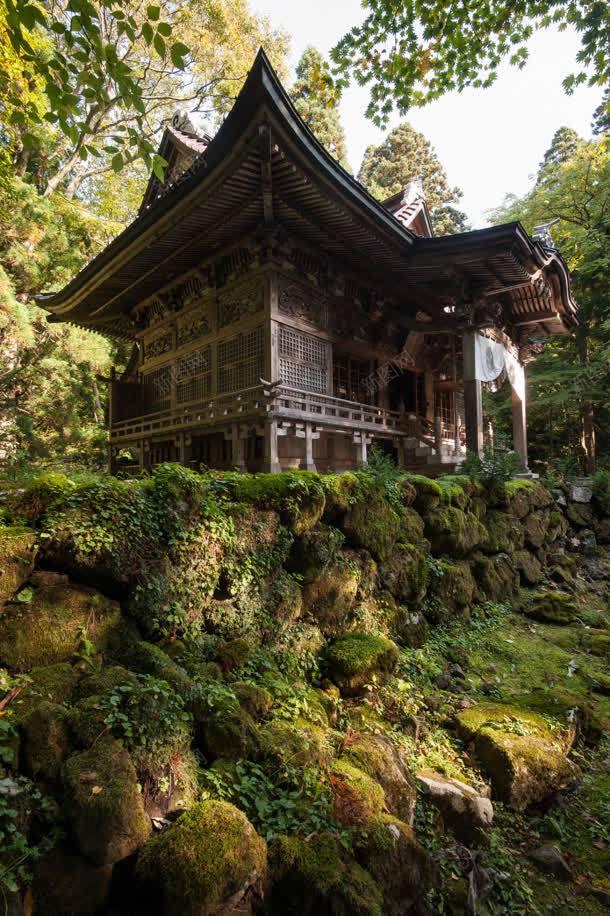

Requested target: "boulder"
[
  {"left": 258, "top": 717, "right": 330, "bottom": 768},
  {"left": 0, "top": 573, "right": 120, "bottom": 671},
  {"left": 32, "top": 845, "right": 113, "bottom": 916},
  {"left": 331, "top": 760, "right": 385, "bottom": 822},
  {"left": 525, "top": 590, "right": 578, "bottom": 625},
  {"left": 287, "top": 524, "right": 345, "bottom": 581},
  {"left": 379, "top": 544, "right": 428, "bottom": 604},
  {"left": 416, "top": 769, "right": 493, "bottom": 844},
  {"left": 566, "top": 503, "right": 594, "bottom": 529},
  {"left": 406, "top": 475, "right": 442, "bottom": 513},
  {"left": 0, "top": 525, "right": 37, "bottom": 605},
  {"left": 269, "top": 833, "right": 382, "bottom": 916},
  {"left": 302, "top": 551, "right": 360, "bottom": 636},
  {"left": 470, "top": 552, "right": 518, "bottom": 601},
  {"left": 9, "top": 662, "right": 80, "bottom": 723},
  {"left": 324, "top": 632, "right": 399, "bottom": 696},
  {"left": 63, "top": 737, "right": 151, "bottom": 865},
  {"left": 523, "top": 510, "right": 550, "bottom": 549},
  {"left": 20, "top": 701, "right": 72, "bottom": 780},
  {"left": 426, "top": 561, "right": 475, "bottom": 617},
  {"left": 513, "top": 549, "right": 543, "bottom": 585},
  {"left": 353, "top": 815, "right": 434, "bottom": 916},
  {"left": 528, "top": 844, "right": 572, "bottom": 879},
  {"left": 136, "top": 800, "right": 267, "bottom": 916},
  {"left": 455, "top": 703, "right": 579, "bottom": 811},
  {"left": 396, "top": 607, "right": 430, "bottom": 648},
  {"left": 569, "top": 484, "right": 592, "bottom": 504},
  {"left": 343, "top": 733, "right": 417, "bottom": 823},
  {"left": 425, "top": 508, "right": 487, "bottom": 558},
  {"left": 481, "top": 510, "right": 524, "bottom": 554},
  {"left": 342, "top": 486, "right": 402, "bottom": 562}
]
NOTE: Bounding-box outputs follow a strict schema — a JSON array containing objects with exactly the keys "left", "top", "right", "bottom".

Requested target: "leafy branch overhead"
[
  {"left": 330, "top": 0, "right": 610, "bottom": 125},
  {"left": 1, "top": 0, "right": 290, "bottom": 194},
  {"left": 4, "top": 0, "right": 189, "bottom": 177}
]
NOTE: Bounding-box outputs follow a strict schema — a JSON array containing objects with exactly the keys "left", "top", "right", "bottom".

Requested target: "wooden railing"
[
  {"left": 109, "top": 381, "right": 469, "bottom": 460},
  {"left": 269, "top": 385, "right": 404, "bottom": 433}
]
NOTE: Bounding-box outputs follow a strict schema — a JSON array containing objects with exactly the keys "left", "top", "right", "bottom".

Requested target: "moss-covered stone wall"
[{"left": 0, "top": 466, "right": 608, "bottom": 914}]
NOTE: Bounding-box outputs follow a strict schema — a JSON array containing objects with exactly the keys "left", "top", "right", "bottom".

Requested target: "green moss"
[
  {"left": 302, "top": 551, "right": 360, "bottom": 636},
  {"left": 9, "top": 661, "right": 80, "bottom": 722},
  {"left": 136, "top": 800, "right": 266, "bottom": 915},
  {"left": 269, "top": 833, "right": 383, "bottom": 916},
  {"left": 341, "top": 478, "right": 402, "bottom": 561},
  {"left": 233, "top": 681, "right": 273, "bottom": 719},
  {"left": 258, "top": 717, "right": 331, "bottom": 768},
  {"left": 524, "top": 510, "right": 551, "bottom": 549},
  {"left": 287, "top": 524, "right": 345, "bottom": 581},
  {"left": 399, "top": 507, "right": 426, "bottom": 545},
  {"left": 109, "top": 633, "right": 192, "bottom": 696},
  {"left": 586, "top": 633, "right": 610, "bottom": 657},
  {"left": 481, "top": 510, "right": 525, "bottom": 554},
  {"left": 513, "top": 549, "right": 543, "bottom": 585},
  {"left": 425, "top": 507, "right": 488, "bottom": 557},
  {"left": 69, "top": 694, "right": 111, "bottom": 747},
  {"left": 455, "top": 702, "right": 552, "bottom": 742},
  {"left": 470, "top": 552, "right": 518, "bottom": 601},
  {"left": 325, "top": 632, "right": 399, "bottom": 696},
  {"left": 230, "top": 471, "right": 325, "bottom": 534},
  {"left": 0, "top": 575, "right": 120, "bottom": 671},
  {"left": 16, "top": 472, "right": 76, "bottom": 524},
  {"left": 331, "top": 760, "right": 385, "bottom": 818},
  {"left": 437, "top": 476, "right": 470, "bottom": 510},
  {"left": 427, "top": 561, "right": 475, "bottom": 614},
  {"left": 63, "top": 736, "right": 151, "bottom": 865},
  {"left": 216, "top": 637, "right": 252, "bottom": 672},
  {"left": 0, "top": 524, "right": 37, "bottom": 604},
  {"left": 343, "top": 733, "right": 416, "bottom": 822},
  {"left": 199, "top": 702, "right": 258, "bottom": 761},
  {"left": 75, "top": 665, "right": 138, "bottom": 701},
  {"left": 404, "top": 474, "right": 443, "bottom": 513},
  {"left": 526, "top": 591, "right": 578, "bottom": 625},
  {"left": 21, "top": 701, "right": 72, "bottom": 779},
  {"left": 566, "top": 502, "right": 594, "bottom": 528},
  {"left": 474, "top": 726, "right": 579, "bottom": 811},
  {"left": 353, "top": 814, "right": 433, "bottom": 911},
  {"left": 591, "top": 671, "right": 610, "bottom": 696},
  {"left": 379, "top": 544, "right": 428, "bottom": 604}
]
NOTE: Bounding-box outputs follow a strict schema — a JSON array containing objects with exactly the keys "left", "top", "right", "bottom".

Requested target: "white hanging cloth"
[{"left": 474, "top": 333, "right": 525, "bottom": 402}]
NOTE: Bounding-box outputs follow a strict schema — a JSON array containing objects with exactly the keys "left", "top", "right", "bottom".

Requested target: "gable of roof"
[{"left": 139, "top": 117, "right": 212, "bottom": 214}]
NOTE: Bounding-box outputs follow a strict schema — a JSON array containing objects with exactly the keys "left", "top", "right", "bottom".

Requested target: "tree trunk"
[
  {"left": 92, "top": 377, "right": 104, "bottom": 425},
  {"left": 578, "top": 333, "right": 596, "bottom": 474},
  {"left": 43, "top": 149, "right": 83, "bottom": 197}
]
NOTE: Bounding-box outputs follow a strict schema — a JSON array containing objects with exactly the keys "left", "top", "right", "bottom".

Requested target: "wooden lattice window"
[
  {"left": 279, "top": 326, "right": 328, "bottom": 393},
  {"left": 143, "top": 366, "right": 172, "bottom": 411},
  {"left": 333, "top": 355, "right": 372, "bottom": 403},
  {"left": 176, "top": 346, "right": 212, "bottom": 404},
  {"left": 217, "top": 326, "right": 264, "bottom": 394}
]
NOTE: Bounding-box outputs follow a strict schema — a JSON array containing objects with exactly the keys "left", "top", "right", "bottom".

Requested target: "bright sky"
[{"left": 252, "top": 0, "right": 603, "bottom": 227}]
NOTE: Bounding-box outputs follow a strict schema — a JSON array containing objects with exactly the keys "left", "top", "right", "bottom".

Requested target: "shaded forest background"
[{"left": 0, "top": 0, "right": 608, "bottom": 476}]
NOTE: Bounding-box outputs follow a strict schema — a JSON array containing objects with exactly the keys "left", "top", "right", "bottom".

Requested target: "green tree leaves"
[{"left": 331, "top": 1, "right": 610, "bottom": 125}]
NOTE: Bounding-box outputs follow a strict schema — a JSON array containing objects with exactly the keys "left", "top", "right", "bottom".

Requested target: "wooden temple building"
[{"left": 39, "top": 50, "right": 578, "bottom": 476}]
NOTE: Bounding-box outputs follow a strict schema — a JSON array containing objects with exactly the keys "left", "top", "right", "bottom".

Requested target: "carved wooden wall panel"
[{"left": 218, "top": 279, "right": 264, "bottom": 329}]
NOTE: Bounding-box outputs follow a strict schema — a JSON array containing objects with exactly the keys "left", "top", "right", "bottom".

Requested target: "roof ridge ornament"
[
  {"left": 172, "top": 108, "right": 197, "bottom": 136},
  {"left": 532, "top": 217, "right": 560, "bottom": 250},
  {"left": 401, "top": 174, "right": 425, "bottom": 207}
]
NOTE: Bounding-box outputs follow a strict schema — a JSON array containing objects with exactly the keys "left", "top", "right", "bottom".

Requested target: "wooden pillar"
[
  {"left": 263, "top": 419, "right": 281, "bottom": 473},
  {"left": 354, "top": 433, "right": 369, "bottom": 468},
  {"left": 231, "top": 423, "right": 247, "bottom": 472},
  {"left": 424, "top": 371, "right": 435, "bottom": 421},
  {"left": 462, "top": 331, "right": 484, "bottom": 457},
  {"left": 511, "top": 388, "right": 528, "bottom": 471},
  {"left": 302, "top": 422, "right": 317, "bottom": 472}
]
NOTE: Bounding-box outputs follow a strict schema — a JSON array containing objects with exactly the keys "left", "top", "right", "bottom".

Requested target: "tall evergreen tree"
[
  {"left": 357, "top": 123, "right": 468, "bottom": 235},
  {"left": 537, "top": 126, "right": 580, "bottom": 181},
  {"left": 291, "top": 47, "right": 350, "bottom": 171}
]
